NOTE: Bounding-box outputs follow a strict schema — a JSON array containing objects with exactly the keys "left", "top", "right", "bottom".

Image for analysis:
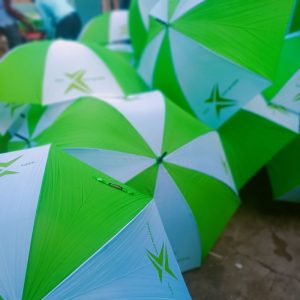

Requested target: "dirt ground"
[{"left": 184, "top": 169, "right": 300, "bottom": 300}]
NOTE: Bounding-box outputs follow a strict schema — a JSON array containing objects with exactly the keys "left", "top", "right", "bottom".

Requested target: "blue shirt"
[
  {"left": 36, "top": 0, "right": 75, "bottom": 37},
  {"left": 0, "top": 0, "right": 15, "bottom": 27}
]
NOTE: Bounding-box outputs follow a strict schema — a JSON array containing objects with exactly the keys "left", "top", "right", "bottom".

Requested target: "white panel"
[
  {"left": 165, "top": 132, "right": 237, "bottom": 193},
  {"left": 104, "top": 91, "right": 166, "bottom": 156},
  {"left": 0, "top": 103, "right": 27, "bottom": 135},
  {"left": 45, "top": 202, "right": 191, "bottom": 300},
  {"left": 169, "top": 29, "right": 270, "bottom": 129},
  {"left": 278, "top": 185, "right": 300, "bottom": 202},
  {"left": 272, "top": 69, "right": 300, "bottom": 114},
  {"left": 138, "top": 30, "right": 165, "bottom": 86},
  {"left": 109, "top": 10, "right": 129, "bottom": 43},
  {"left": 106, "top": 43, "right": 133, "bottom": 53},
  {"left": 149, "top": 0, "right": 169, "bottom": 23},
  {"left": 42, "top": 41, "right": 124, "bottom": 105},
  {"left": 0, "top": 145, "right": 50, "bottom": 300},
  {"left": 171, "top": 0, "right": 205, "bottom": 22},
  {"left": 154, "top": 165, "right": 201, "bottom": 272},
  {"left": 65, "top": 148, "right": 155, "bottom": 182},
  {"left": 138, "top": 0, "right": 159, "bottom": 29},
  {"left": 32, "top": 100, "right": 75, "bottom": 139},
  {"left": 244, "top": 94, "right": 299, "bottom": 133}
]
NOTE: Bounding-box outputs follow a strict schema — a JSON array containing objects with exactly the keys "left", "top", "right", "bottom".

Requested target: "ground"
[{"left": 184, "top": 169, "right": 300, "bottom": 300}]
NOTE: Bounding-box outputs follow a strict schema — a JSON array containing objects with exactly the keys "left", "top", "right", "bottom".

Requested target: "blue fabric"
[
  {"left": 0, "top": 0, "right": 15, "bottom": 27},
  {"left": 35, "top": 0, "right": 75, "bottom": 37}
]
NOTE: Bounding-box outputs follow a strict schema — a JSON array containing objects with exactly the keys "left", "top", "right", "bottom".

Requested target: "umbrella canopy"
[
  {"left": 79, "top": 10, "right": 134, "bottom": 62},
  {"left": 0, "top": 133, "right": 9, "bottom": 153},
  {"left": 288, "top": 0, "right": 300, "bottom": 34},
  {"left": 264, "top": 33, "right": 300, "bottom": 114},
  {"left": 0, "top": 103, "right": 27, "bottom": 136},
  {"left": 219, "top": 94, "right": 299, "bottom": 189},
  {"left": 129, "top": 0, "right": 159, "bottom": 60},
  {"left": 268, "top": 135, "right": 300, "bottom": 203},
  {"left": 9, "top": 91, "right": 239, "bottom": 272},
  {"left": 0, "top": 145, "right": 190, "bottom": 299},
  {"left": 0, "top": 40, "right": 147, "bottom": 106},
  {"left": 138, "top": 0, "right": 294, "bottom": 128}
]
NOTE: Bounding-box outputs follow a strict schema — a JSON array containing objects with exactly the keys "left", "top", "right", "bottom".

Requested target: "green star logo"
[
  {"left": 294, "top": 92, "right": 300, "bottom": 101},
  {"left": 65, "top": 70, "right": 92, "bottom": 94},
  {"left": 0, "top": 156, "right": 22, "bottom": 178},
  {"left": 205, "top": 84, "right": 236, "bottom": 117},
  {"left": 268, "top": 102, "right": 288, "bottom": 114},
  {"left": 147, "top": 243, "right": 177, "bottom": 283},
  {"left": 119, "top": 24, "right": 128, "bottom": 36}
]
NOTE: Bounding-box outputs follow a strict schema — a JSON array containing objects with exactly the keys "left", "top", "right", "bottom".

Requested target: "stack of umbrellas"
[{"left": 0, "top": 0, "right": 299, "bottom": 298}]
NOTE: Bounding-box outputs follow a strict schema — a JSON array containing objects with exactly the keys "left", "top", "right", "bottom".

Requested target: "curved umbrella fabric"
[
  {"left": 219, "top": 94, "right": 299, "bottom": 189},
  {"left": 264, "top": 34, "right": 300, "bottom": 114},
  {"left": 0, "top": 40, "right": 147, "bottom": 105},
  {"left": 138, "top": 0, "right": 294, "bottom": 128},
  {"left": 80, "top": 10, "right": 130, "bottom": 46},
  {"left": 9, "top": 91, "right": 239, "bottom": 272},
  {"left": 267, "top": 136, "right": 300, "bottom": 203},
  {"left": 0, "top": 145, "right": 190, "bottom": 299},
  {"left": 288, "top": 0, "right": 300, "bottom": 34},
  {"left": 129, "top": 0, "right": 159, "bottom": 59}
]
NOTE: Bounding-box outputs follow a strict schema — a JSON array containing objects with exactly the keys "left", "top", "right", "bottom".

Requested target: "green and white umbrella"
[
  {"left": 219, "top": 94, "right": 299, "bottom": 189},
  {"left": 0, "top": 103, "right": 27, "bottom": 136},
  {"left": 0, "top": 40, "right": 147, "bottom": 106},
  {"left": 268, "top": 134, "right": 300, "bottom": 203},
  {"left": 0, "top": 134, "right": 9, "bottom": 153},
  {"left": 129, "top": 0, "right": 159, "bottom": 59},
  {"left": 138, "top": 0, "right": 294, "bottom": 128},
  {"left": 0, "top": 145, "right": 190, "bottom": 299},
  {"left": 264, "top": 33, "right": 300, "bottom": 114},
  {"left": 9, "top": 91, "right": 239, "bottom": 272},
  {"left": 79, "top": 10, "right": 134, "bottom": 63}
]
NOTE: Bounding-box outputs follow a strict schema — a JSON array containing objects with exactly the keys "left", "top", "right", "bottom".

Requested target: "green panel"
[
  {"left": 80, "top": 13, "right": 110, "bottom": 45},
  {"left": 263, "top": 35, "right": 300, "bottom": 101},
  {"left": 268, "top": 136, "right": 300, "bottom": 198},
  {"left": 129, "top": 0, "right": 148, "bottom": 60},
  {"left": 23, "top": 146, "right": 151, "bottom": 300},
  {"left": 0, "top": 133, "right": 10, "bottom": 153},
  {"left": 219, "top": 110, "right": 297, "bottom": 189},
  {"left": 147, "top": 16, "right": 165, "bottom": 43},
  {"left": 34, "top": 97, "right": 156, "bottom": 158},
  {"left": 87, "top": 43, "right": 149, "bottom": 94},
  {"left": 162, "top": 97, "right": 212, "bottom": 154},
  {"left": 172, "top": 0, "right": 294, "bottom": 81},
  {"left": 165, "top": 162, "right": 239, "bottom": 260},
  {"left": 153, "top": 32, "right": 195, "bottom": 115},
  {"left": 126, "top": 164, "right": 159, "bottom": 197},
  {"left": 289, "top": 0, "right": 300, "bottom": 34},
  {"left": 0, "top": 42, "right": 49, "bottom": 104},
  {"left": 168, "top": 0, "right": 180, "bottom": 20},
  {"left": 27, "top": 105, "right": 47, "bottom": 137}
]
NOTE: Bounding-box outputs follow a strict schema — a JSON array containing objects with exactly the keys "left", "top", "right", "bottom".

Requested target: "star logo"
[
  {"left": 147, "top": 243, "right": 177, "bottom": 283},
  {"left": 294, "top": 92, "right": 300, "bottom": 101},
  {"left": 119, "top": 24, "right": 128, "bottom": 36},
  {"left": 268, "top": 102, "right": 288, "bottom": 114},
  {"left": 205, "top": 84, "right": 236, "bottom": 117},
  {"left": 64, "top": 70, "right": 92, "bottom": 94},
  {"left": 0, "top": 156, "right": 22, "bottom": 178}
]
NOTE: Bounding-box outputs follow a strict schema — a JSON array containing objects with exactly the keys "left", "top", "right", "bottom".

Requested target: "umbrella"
[
  {"left": 0, "top": 103, "right": 27, "bottom": 136},
  {"left": 79, "top": 10, "right": 134, "bottom": 63},
  {"left": 0, "top": 40, "right": 147, "bottom": 106},
  {"left": 138, "top": 0, "right": 294, "bottom": 128},
  {"left": 264, "top": 34, "right": 300, "bottom": 114},
  {"left": 288, "top": 0, "right": 300, "bottom": 34},
  {"left": 219, "top": 94, "right": 299, "bottom": 189},
  {"left": 0, "top": 145, "right": 190, "bottom": 299},
  {"left": 9, "top": 91, "right": 239, "bottom": 272},
  {"left": 268, "top": 135, "right": 300, "bottom": 203},
  {"left": 129, "top": 0, "right": 159, "bottom": 60}
]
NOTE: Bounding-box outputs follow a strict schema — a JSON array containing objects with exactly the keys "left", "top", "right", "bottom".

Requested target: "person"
[
  {"left": 0, "top": 0, "right": 33, "bottom": 49},
  {"left": 35, "top": 0, "right": 82, "bottom": 40},
  {"left": 102, "top": 0, "right": 120, "bottom": 12}
]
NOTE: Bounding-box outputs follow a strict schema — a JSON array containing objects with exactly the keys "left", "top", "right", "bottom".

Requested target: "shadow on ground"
[{"left": 184, "top": 168, "right": 300, "bottom": 300}]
